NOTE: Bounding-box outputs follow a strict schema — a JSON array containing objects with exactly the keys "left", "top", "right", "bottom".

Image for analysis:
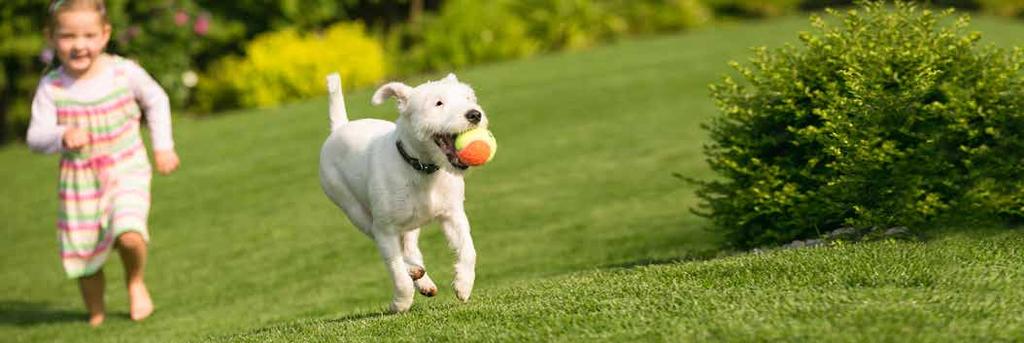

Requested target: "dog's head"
[{"left": 372, "top": 73, "right": 488, "bottom": 172}]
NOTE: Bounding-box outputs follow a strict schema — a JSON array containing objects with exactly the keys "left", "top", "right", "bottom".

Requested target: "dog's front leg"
[
  {"left": 374, "top": 230, "right": 415, "bottom": 313},
  {"left": 442, "top": 212, "right": 476, "bottom": 302}
]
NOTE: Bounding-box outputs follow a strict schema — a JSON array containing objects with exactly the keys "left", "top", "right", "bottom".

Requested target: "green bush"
[
  {"left": 609, "top": 0, "right": 712, "bottom": 34},
  {"left": 509, "top": 0, "right": 628, "bottom": 51},
  {"left": 195, "top": 22, "right": 386, "bottom": 112},
  {"left": 802, "top": 0, "right": 1024, "bottom": 16},
  {"left": 977, "top": 0, "right": 1024, "bottom": 17},
  {"left": 705, "top": 0, "right": 803, "bottom": 18},
  {"left": 695, "top": 1, "right": 1024, "bottom": 248},
  {"left": 394, "top": 0, "right": 539, "bottom": 74},
  {"left": 393, "top": 0, "right": 712, "bottom": 75},
  {"left": 106, "top": 0, "right": 244, "bottom": 111},
  {"left": 0, "top": 0, "right": 46, "bottom": 143}
]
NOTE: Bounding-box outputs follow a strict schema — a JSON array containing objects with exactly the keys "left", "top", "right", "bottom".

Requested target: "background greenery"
[
  {"left": 697, "top": 2, "right": 1024, "bottom": 248},
  {"left": 3, "top": 0, "right": 1024, "bottom": 142},
  {"left": 2, "top": 12, "right": 1023, "bottom": 342}
]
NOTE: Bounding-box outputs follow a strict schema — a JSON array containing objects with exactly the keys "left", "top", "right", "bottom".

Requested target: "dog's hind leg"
[
  {"left": 402, "top": 229, "right": 438, "bottom": 297},
  {"left": 374, "top": 229, "right": 415, "bottom": 313},
  {"left": 339, "top": 201, "right": 373, "bottom": 236}
]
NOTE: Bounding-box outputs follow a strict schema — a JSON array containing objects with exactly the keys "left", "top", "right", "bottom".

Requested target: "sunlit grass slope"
[{"left": 1, "top": 15, "right": 1022, "bottom": 342}]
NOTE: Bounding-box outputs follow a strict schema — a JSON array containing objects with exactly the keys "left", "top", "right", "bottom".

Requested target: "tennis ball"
[{"left": 455, "top": 128, "right": 497, "bottom": 166}]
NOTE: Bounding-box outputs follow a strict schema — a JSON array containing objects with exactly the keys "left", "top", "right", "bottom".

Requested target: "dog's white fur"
[{"left": 319, "top": 73, "right": 487, "bottom": 313}]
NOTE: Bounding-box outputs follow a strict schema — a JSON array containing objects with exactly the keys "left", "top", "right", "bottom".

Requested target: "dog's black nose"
[{"left": 465, "top": 109, "right": 482, "bottom": 124}]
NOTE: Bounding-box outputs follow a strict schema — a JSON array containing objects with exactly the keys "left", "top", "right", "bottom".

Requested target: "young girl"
[{"left": 27, "top": 0, "right": 180, "bottom": 327}]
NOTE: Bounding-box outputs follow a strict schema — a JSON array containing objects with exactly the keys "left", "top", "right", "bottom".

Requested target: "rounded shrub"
[
  {"left": 695, "top": 1, "right": 1024, "bottom": 248},
  {"left": 195, "top": 22, "right": 385, "bottom": 112}
]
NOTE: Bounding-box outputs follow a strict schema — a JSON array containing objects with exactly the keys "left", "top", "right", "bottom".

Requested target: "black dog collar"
[{"left": 396, "top": 141, "right": 439, "bottom": 174}]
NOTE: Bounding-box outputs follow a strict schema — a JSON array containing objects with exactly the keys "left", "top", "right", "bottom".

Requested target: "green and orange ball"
[{"left": 455, "top": 128, "right": 497, "bottom": 167}]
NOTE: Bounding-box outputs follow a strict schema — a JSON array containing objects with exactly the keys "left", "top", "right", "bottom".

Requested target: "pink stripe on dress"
[
  {"left": 56, "top": 96, "right": 133, "bottom": 117},
  {"left": 87, "top": 120, "right": 137, "bottom": 145},
  {"left": 61, "top": 238, "right": 113, "bottom": 258},
  {"left": 59, "top": 221, "right": 101, "bottom": 231},
  {"left": 59, "top": 142, "right": 144, "bottom": 169},
  {"left": 60, "top": 188, "right": 149, "bottom": 201},
  {"left": 112, "top": 211, "right": 147, "bottom": 224}
]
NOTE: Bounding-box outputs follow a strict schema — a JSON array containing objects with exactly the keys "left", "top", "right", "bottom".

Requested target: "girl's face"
[{"left": 50, "top": 9, "right": 111, "bottom": 77}]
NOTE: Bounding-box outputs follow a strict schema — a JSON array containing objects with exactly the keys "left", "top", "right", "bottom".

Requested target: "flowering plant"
[
  {"left": 105, "top": 0, "right": 241, "bottom": 110},
  {"left": 195, "top": 22, "right": 386, "bottom": 112}
]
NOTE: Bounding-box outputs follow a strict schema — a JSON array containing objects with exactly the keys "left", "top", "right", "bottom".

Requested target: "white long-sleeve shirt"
[{"left": 27, "top": 55, "right": 174, "bottom": 154}]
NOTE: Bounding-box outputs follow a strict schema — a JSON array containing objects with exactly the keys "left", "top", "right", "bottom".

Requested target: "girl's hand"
[
  {"left": 154, "top": 150, "right": 180, "bottom": 175},
  {"left": 63, "top": 127, "right": 89, "bottom": 150}
]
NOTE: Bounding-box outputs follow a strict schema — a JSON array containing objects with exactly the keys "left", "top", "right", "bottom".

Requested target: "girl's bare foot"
[
  {"left": 128, "top": 281, "right": 153, "bottom": 321},
  {"left": 88, "top": 313, "right": 105, "bottom": 327},
  {"left": 79, "top": 270, "right": 106, "bottom": 327}
]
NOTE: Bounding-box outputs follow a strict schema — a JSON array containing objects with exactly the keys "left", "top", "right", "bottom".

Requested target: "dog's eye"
[{"left": 435, "top": 100, "right": 444, "bottom": 107}]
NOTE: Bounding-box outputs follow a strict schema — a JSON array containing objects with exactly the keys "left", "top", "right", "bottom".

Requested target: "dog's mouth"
[{"left": 433, "top": 133, "right": 469, "bottom": 170}]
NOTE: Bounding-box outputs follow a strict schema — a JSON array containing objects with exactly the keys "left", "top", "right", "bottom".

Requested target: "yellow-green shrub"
[
  {"left": 195, "top": 22, "right": 385, "bottom": 112},
  {"left": 977, "top": 0, "right": 1024, "bottom": 17}
]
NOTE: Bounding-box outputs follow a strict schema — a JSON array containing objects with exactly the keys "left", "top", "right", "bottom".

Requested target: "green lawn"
[
  {"left": 2, "top": 15, "right": 1023, "bottom": 342},
  {"left": 223, "top": 229, "right": 1024, "bottom": 342}
]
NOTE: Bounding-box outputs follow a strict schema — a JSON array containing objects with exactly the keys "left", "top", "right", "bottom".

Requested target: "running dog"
[{"left": 319, "top": 73, "right": 487, "bottom": 313}]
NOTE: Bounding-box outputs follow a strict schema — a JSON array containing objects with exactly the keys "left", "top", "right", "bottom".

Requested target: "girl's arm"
[
  {"left": 128, "top": 61, "right": 178, "bottom": 174},
  {"left": 127, "top": 61, "right": 174, "bottom": 152},
  {"left": 26, "top": 83, "right": 66, "bottom": 154}
]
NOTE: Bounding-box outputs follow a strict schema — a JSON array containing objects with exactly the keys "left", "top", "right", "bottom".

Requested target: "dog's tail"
[{"left": 327, "top": 73, "right": 348, "bottom": 131}]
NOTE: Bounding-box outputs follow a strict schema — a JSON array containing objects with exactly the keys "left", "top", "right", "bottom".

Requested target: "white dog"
[{"left": 319, "top": 73, "right": 487, "bottom": 313}]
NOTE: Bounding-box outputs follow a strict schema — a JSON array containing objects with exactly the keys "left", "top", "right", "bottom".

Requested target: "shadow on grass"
[
  {"left": 219, "top": 310, "right": 390, "bottom": 340},
  {"left": 0, "top": 300, "right": 82, "bottom": 326},
  {"left": 603, "top": 248, "right": 725, "bottom": 270},
  {"left": 325, "top": 310, "right": 389, "bottom": 323}
]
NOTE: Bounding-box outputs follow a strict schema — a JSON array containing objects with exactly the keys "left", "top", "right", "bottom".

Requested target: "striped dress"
[{"left": 27, "top": 55, "right": 174, "bottom": 279}]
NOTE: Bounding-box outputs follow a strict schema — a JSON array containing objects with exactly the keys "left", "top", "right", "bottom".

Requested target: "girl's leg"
[
  {"left": 116, "top": 232, "right": 153, "bottom": 321},
  {"left": 78, "top": 270, "right": 106, "bottom": 327}
]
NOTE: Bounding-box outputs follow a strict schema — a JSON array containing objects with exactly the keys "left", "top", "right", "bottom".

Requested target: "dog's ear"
[
  {"left": 444, "top": 73, "right": 458, "bottom": 82},
  {"left": 372, "top": 82, "right": 413, "bottom": 106}
]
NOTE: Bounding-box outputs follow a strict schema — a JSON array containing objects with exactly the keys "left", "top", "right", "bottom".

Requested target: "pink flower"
[
  {"left": 174, "top": 10, "right": 189, "bottom": 26},
  {"left": 194, "top": 13, "right": 211, "bottom": 36},
  {"left": 118, "top": 25, "right": 141, "bottom": 45},
  {"left": 40, "top": 48, "right": 54, "bottom": 64},
  {"left": 128, "top": 25, "right": 141, "bottom": 38}
]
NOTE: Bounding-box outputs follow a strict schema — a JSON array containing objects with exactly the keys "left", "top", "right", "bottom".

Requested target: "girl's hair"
[
  {"left": 42, "top": 0, "right": 109, "bottom": 75},
  {"left": 46, "top": 0, "right": 109, "bottom": 33}
]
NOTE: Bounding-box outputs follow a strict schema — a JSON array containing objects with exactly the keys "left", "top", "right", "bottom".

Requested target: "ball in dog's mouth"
[{"left": 433, "top": 133, "right": 470, "bottom": 170}]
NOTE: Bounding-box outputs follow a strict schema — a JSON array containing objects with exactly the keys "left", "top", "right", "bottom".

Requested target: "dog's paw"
[
  {"left": 419, "top": 286, "right": 438, "bottom": 297},
  {"left": 453, "top": 275, "right": 474, "bottom": 302},
  {"left": 408, "top": 265, "right": 425, "bottom": 281},
  {"left": 389, "top": 300, "right": 413, "bottom": 314},
  {"left": 415, "top": 275, "right": 438, "bottom": 297}
]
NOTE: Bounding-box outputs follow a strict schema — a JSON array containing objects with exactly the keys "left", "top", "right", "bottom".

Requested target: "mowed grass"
[
  {"left": 1, "top": 15, "right": 1023, "bottom": 342},
  {"left": 225, "top": 229, "right": 1024, "bottom": 342}
]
